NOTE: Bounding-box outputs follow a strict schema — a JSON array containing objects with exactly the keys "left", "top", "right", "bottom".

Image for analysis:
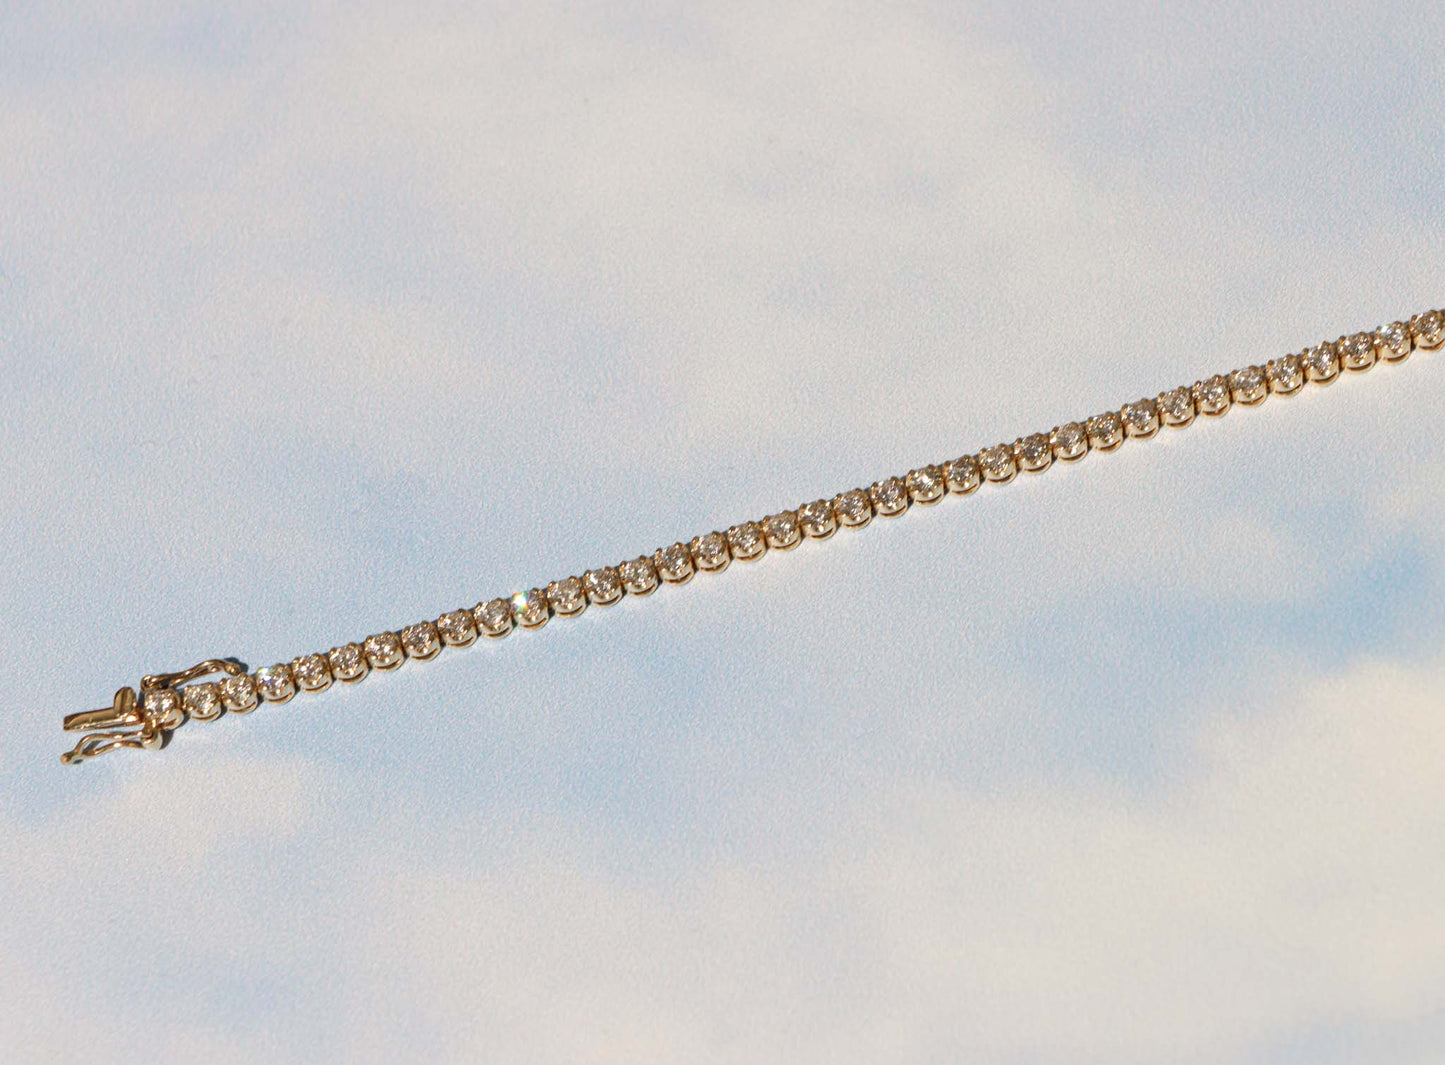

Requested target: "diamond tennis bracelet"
[{"left": 60, "top": 309, "right": 1445, "bottom": 764}]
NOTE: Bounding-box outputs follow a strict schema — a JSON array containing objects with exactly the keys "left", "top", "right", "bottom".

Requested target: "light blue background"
[{"left": 2, "top": 2, "right": 1444, "bottom": 1062}]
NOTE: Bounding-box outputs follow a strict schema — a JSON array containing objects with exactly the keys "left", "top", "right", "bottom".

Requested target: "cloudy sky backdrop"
[{"left": 2, "top": 2, "right": 1444, "bottom": 1062}]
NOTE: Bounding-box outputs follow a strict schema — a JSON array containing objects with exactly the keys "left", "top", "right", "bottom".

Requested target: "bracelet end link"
[
  {"left": 61, "top": 660, "right": 244, "bottom": 765},
  {"left": 60, "top": 686, "right": 158, "bottom": 765}
]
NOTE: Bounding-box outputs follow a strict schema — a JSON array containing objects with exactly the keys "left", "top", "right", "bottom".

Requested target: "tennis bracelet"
[{"left": 61, "top": 308, "right": 1444, "bottom": 764}]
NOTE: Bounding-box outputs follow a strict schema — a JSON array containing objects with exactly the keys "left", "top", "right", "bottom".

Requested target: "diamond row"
[{"left": 171, "top": 311, "right": 1442, "bottom": 716}]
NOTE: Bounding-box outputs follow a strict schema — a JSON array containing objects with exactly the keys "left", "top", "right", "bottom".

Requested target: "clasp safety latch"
[{"left": 61, "top": 659, "right": 244, "bottom": 765}]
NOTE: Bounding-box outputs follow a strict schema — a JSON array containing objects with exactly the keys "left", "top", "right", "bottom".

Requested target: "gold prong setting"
[
  {"left": 869, "top": 477, "right": 910, "bottom": 516},
  {"left": 1266, "top": 355, "right": 1304, "bottom": 395},
  {"left": 1301, "top": 341, "right": 1340, "bottom": 383},
  {"left": 292, "top": 653, "right": 333, "bottom": 692},
  {"left": 1050, "top": 423, "right": 1088, "bottom": 462},
  {"left": 254, "top": 664, "right": 296, "bottom": 704},
  {"left": 905, "top": 465, "right": 945, "bottom": 504},
  {"left": 546, "top": 577, "right": 588, "bottom": 616},
  {"left": 328, "top": 643, "right": 370, "bottom": 682},
  {"left": 475, "top": 598, "right": 515, "bottom": 637},
  {"left": 1411, "top": 310, "right": 1444, "bottom": 349},
  {"left": 219, "top": 673, "right": 259, "bottom": 713},
  {"left": 1015, "top": 434, "right": 1053, "bottom": 473},
  {"left": 182, "top": 681, "right": 223, "bottom": 721}
]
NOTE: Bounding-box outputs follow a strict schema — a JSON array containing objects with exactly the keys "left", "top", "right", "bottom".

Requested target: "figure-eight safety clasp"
[{"left": 61, "top": 659, "right": 245, "bottom": 765}]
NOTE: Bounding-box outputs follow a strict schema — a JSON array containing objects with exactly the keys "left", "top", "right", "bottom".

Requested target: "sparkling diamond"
[
  {"left": 727, "top": 521, "right": 767, "bottom": 560},
  {"left": 1300, "top": 342, "right": 1339, "bottom": 382},
  {"left": 1085, "top": 412, "right": 1124, "bottom": 450},
  {"left": 869, "top": 477, "right": 909, "bottom": 515},
  {"left": 475, "top": 597, "right": 515, "bottom": 636},
  {"left": 546, "top": 576, "right": 588, "bottom": 615},
  {"left": 1228, "top": 365, "right": 1268, "bottom": 404},
  {"left": 584, "top": 566, "right": 624, "bottom": 604},
  {"left": 363, "top": 631, "right": 405, "bottom": 668},
  {"left": 1266, "top": 355, "right": 1304, "bottom": 394},
  {"left": 401, "top": 621, "right": 441, "bottom": 658},
  {"left": 943, "top": 455, "right": 981, "bottom": 493},
  {"left": 1158, "top": 386, "right": 1195, "bottom": 426},
  {"left": 618, "top": 557, "right": 659, "bottom": 596},
  {"left": 1121, "top": 399, "right": 1159, "bottom": 437},
  {"left": 691, "top": 531, "right": 731, "bottom": 571},
  {"left": 762, "top": 511, "right": 801, "bottom": 549},
  {"left": 144, "top": 687, "right": 184, "bottom": 728},
  {"left": 1376, "top": 321, "right": 1412, "bottom": 361},
  {"left": 1015, "top": 433, "right": 1052, "bottom": 472},
  {"left": 1337, "top": 332, "right": 1376, "bottom": 373},
  {"left": 834, "top": 488, "right": 873, "bottom": 526},
  {"left": 437, "top": 609, "right": 478, "bottom": 645},
  {"left": 655, "top": 543, "right": 695, "bottom": 583},
  {"left": 1051, "top": 423, "right": 1088, "bottom": 461},
  {"left": 292, "top": 652, "right": 332, "bottom": 691},
  {"left": 1412, "top": 309, "right": 1445, "bottom": 349},
  {"left": 182, "top": 681, "right": 223, "bottom": 721},
  {"left": 219, "top": 673, "right": 258, "bottom": 713},
  {"left": 798, "top": 499, "right": 837, "bottom": 538},
  {"left": 255, "top": 664, "right": 296, "bottom": 703},
  {"left": 1195, "top": 375, "right": 1232, "bottom": 415},
  {"left": 510, "top": 589, "right": 550, "bottom": 628},
  {"left": 978, "top": 445, "right": 1016, "bottom": 482},
  {"left": 904, "top": 466, "right": 944, "bottom": 504},
  {"left": 328, "top": 643, "right": 369, "bottom": 681}
]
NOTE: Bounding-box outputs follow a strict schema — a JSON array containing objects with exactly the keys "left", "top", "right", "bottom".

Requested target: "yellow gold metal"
[
  {"left": 546, "top": 577, "right": 589, "bottom": 616},
  {"left": 583, "top": 567, "right": 626, "bottom": 604},
  {"left": 1194, "top": 376, "right": 1233, "bottom": 416},
  {"left": 690, "top": 532, "right": 732, "bottom": 572},
  {"left": 63, "top": 687, "right": 141, "bottom": 734},
  {"left": 904, "top": 466, "right": 946, "bottom": 504},
  {"left": 1014, "top": 435, "right": 1053, "bottom": 473},
  {"left": 363, "top": 632, "right": 406, "bottom": 669},
  {"left": 1410, "top": 310, "right": 1444, "bottom": 350},
  {"left": 869, "top": 478, "right": 910, "bottom": 516},
  {"left": 61, "top": 308, "right": 1439, "bottom": 767},
  {"left": 1337, "top": 333, "right": 1377, "bottom": 373},
  {"left": 1085, "top": 413, "right": 1125, "bottom": 452},
  {"left": 400, "top": 621, "right": 442, "bottom": 659},
  {"left": 328, "top": 643, "right": 370, "bottom": 682},
  {"left": 255, "top": 663, "right": 297, "bottom": 703},
  {"left": 509, "top": 589, "right": 551, "bottom": 628},
  {"left": 979, "top": 445, "right": 1018, "bottom": 483},
  {"left": 63, "top": 660, "right": 244, "bottom": 764},
  {"left": 1375, "top": 322, "right": 1413, "bottom": 363},
  {"left": 797, "top": 499, "right": 838, "bottom": 539},
  {"left": 1266, "top": 356, "right": 1305, "bottom": 396},
  {"left": 1301, "top": 342, "right": 1341, "bottom": 384},
  {"left": 1049, "top": 425, "right": 1089, "bottom": 462},
  {"left": 726, "top": 522, "right": 768, "bottom": 560},
  {"left": 219, "top": 672, "right": 259, "bottom": 712},
  {"left": 1158, "top": 386, "right": 1196, "bottom": 427},
  {"left": 475, "top": 598, "right": 517, "bottom": 636},
  {"left": 182, "top": 681, "right": 224, "bottom": 721},
  {"left": 1121, "top": 400, "right": 1160, "bottom": 439},
  {"left": 618, "top": 557, "right": 659, "bottom": 596},
  {"left": 437, "top": 609, "right": 480, "bottom": 646},
  {"left": 291, "top": 653, "right": 333, "bottom": 692},
  {"left": 943, "top": 455, "right": 982, "bottom": 492},
  {"left": 834, "top": 488, "right": 874, "bottom": 527},
  {"left": 1228, "top": 366, "right": 1268, "bottom": 406},
  {"left": 762, "top": 511, "right": 802, "bottom": 550},
  {"left": 654, "top": 544, "right": 696, "bottom": 585}
]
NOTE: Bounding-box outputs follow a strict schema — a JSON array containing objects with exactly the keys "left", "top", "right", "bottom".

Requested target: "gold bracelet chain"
[{"left": 61, "top": 309, "right": 1445, "bottom": 764}]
